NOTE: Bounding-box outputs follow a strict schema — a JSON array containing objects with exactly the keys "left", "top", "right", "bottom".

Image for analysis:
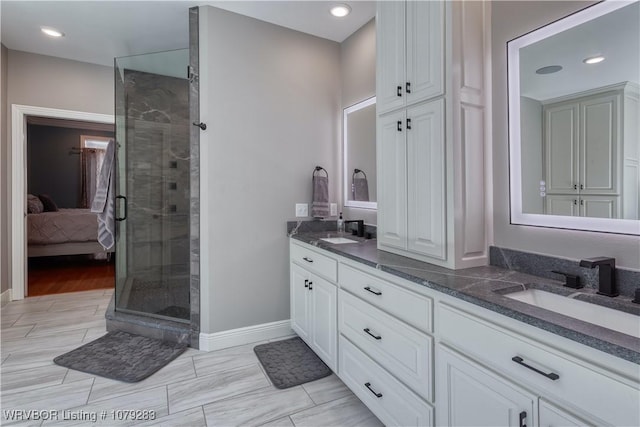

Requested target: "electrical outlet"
[
  {"left": 330, "top": 203, "right": 337, "bottom": 216},
  {"left": 295, "top": 203, "right": 308, "bottom": 217}
]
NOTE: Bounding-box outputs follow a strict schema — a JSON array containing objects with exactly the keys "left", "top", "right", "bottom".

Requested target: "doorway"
[{"left": 25, "top": 116, "right": 115, "bottom": 296}]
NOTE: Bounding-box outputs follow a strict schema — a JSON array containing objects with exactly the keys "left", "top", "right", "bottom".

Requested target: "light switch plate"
[
  {"left": 330, "top": 203, "right": 337, "bottom": 216},
  {"left": 295, "top": 203, "right": 308, "bottom": 217}
]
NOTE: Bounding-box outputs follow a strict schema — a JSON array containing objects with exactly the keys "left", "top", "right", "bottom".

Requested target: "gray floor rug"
[
  {"left": 254, "top": 337, "right": 331, "bottom": 389},
  {"left": 54, "top": 331, "right": 187, "bottom": 383}
]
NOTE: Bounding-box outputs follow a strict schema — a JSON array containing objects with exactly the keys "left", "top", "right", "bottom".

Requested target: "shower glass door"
[{"left": 114, "top": 49, "right": 191, "bottom": 323}]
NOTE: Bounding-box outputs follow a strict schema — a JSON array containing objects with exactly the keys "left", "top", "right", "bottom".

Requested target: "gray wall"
[
  {"left": 492, "top": 1, "right": 640, "bottom": 269},
  {"left": 27, "top": 125, "right": 114, "bottom": 208},
  {"left": 341, "top": 19, "right": 377, "bottom": 225},
  {"left": 520, "top": 96, "right": 543, "bottom": 214},
  {"left": 1, "top": 44, "right": 8, "bottom": 295},
  {"left": 199, "top": 6, "right": 341, "bottom": 333}
]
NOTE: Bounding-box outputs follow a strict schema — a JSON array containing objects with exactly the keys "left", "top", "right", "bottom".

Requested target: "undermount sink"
[
  {"left": 504, "top": 289, "right": 640, "bottom": 339},
  {"left": 319, "top": 237, "right": 358, "bottom": 244}
]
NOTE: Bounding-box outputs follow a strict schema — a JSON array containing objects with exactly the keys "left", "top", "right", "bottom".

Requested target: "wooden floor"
[{"left": 27, "top": 255, "right": 115, "bottom": 296}]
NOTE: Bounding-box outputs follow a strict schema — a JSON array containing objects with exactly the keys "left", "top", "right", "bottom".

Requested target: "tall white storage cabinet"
[
  {"left": 543, "top": 82, "right": 639, "bottom": 219},
  {"left": 376, "top": 1, "right": 490, "bottom": 269}
]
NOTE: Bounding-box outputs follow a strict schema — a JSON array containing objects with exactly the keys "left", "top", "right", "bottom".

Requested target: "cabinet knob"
[
  {"left": 397, "top": 120, "right": 402, "bottom": 132},
  {"left": 397, "top": 85, "right": 402, "bottom": 97}
]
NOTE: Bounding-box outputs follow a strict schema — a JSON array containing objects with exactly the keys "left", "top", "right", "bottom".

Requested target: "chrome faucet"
[{"left": 579, "top": 257, "right": 618, "bottom": 297}]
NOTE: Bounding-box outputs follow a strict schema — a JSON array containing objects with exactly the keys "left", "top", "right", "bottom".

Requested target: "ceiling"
[
  {"left": 519, "top": 1, "right": 639, "bottom": 101},
  {"left": 0, "top": 1, "right": 376, "bottom": 68}
]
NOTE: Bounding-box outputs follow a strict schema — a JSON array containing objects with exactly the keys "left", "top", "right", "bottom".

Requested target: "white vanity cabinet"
[
  {"left": 376, "top": 0, "right": 444, "bottom": 116},
  {"left": 289, "top": 242, "right": 338, "bottom": 371},
  {"left": 436, "top": 301, "right": 640, "bottom": 427},
  {"left": 376, "top": 0, "right": 490, "bottom": 269},
  {"left": 337, "top": 262, "right": 435, "bottom": 426}
]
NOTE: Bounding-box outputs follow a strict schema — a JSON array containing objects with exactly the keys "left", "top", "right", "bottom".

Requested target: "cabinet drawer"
[
  {"left": 339, "top": 290, "right": 432, "bottom": 401},
  {"left": 439, "top": 303, "right": 640, "bottom": 427},
  {"left": 339, "top": 336, "right": 433, "bottom": 427},
  {"left": 290, "top": 242, "right": 337, "bottom": 282},
  {"left": 339, "top": 263, "right": 433, "bottom": 333}
]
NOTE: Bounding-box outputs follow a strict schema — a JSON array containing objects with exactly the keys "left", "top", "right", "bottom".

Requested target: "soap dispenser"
[{"left": 337, "top": 212, "right": 344, "bottom": 233}]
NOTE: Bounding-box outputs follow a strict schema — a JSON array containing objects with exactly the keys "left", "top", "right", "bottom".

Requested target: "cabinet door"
[
  {"left": 539, "top": 399, "right": 596, "bottom": 427},
  {"left": 580, "top": 94, "right": 619, "bottom": 195},
  {"left": 290, "top": 264, "right": 310, "bottom": 342},
  {"left": 437, "top": 345, "right": 536, "bottom": 427},
  {"left": 310, "top": 276, "right": 337, "bottom": 371},
  {"left": 544, "top": 102, "right": 579, "bottom": 194},
  {"left": 407, "top": 100, "right": 446, "bottom": 259},
  {"left": 579, "top": 195, "right": 619, "bottom": 219},
  {"left": 377, "top": 111, "right": 407, "bottom": 250},
  {"left": 376, "top": 1, "right": 406, "bottom": 115},
  {"left": 406, "top": 0, "right": 444, "bottom": 105},
  {"left": 545, "top": 195, "right": 579, "bottom": 216}
]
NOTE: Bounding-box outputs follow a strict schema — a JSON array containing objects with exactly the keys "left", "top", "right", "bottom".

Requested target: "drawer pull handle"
[
  {"left": 364, "top": 286, "right": 382, "bottom": 296},
  {"left": 364, "top": 382, "right": 383, "bottom": 398},
  {"left": 364, "top": 328, "right": 382, "bottom": 340},
  {"left": 302, "top": 257, "right": 313, "bottom": 263},
  {"left": 511, "top": 356, "right": 559, "bottom": 380},
  {"left": 519, "top": 411, "right": 527, "bottom": 427},
  {"left": 304, "top": 279, "right": 309, "bottom": 288},
  {"left": 308, "top": 281, "right": 313, "bottom": 291}
]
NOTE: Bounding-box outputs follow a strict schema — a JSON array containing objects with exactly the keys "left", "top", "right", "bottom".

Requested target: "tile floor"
[{"left": 1, "top": 289, "right": 383, "bottom": 427}]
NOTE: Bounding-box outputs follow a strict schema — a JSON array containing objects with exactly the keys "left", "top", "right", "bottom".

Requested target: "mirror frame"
[
  {"left": 507, "top": 0, "right": 640, "bottom": 235},
  {"left": 344, "top": 96, "right": 377, "bottom": 210}
]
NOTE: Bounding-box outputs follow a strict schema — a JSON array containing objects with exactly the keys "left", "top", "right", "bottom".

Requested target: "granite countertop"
[{"left": 290, "top": 231, "right": 640, "bottom": 364}]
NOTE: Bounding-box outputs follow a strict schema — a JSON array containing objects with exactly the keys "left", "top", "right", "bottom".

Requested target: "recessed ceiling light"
[
  {"left": 330, "top": 4, "right": 351, "bottom": 18},
  {"left": 41, "top": 27, "right": 65, "bottom": 38},
  {"left": 535, "top": 65, "right": 563, "bottom": 75},
  {"left": 583, "top": 56, "right": 605, "bottom": 64}
]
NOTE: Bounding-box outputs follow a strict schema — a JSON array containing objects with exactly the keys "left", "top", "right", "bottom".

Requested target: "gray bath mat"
[
  {"left": 254, "top": 337, "right": 331, "bottom": 389},
  {"left": 53, "top": 331, "right": 187, "bottom": 382}
]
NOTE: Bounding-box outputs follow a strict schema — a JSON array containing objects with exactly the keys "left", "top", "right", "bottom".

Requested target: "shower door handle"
[{"left": 115, "top": 195, "right": 127, "bottom": 222}]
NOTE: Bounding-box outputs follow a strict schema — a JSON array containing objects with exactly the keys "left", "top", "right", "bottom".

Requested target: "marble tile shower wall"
[
  {"left": 490, "top": 246, "right": 640, "bottom": 298},
  {"left": 124, "top": 69, "right": 190, "bottom": 312}
]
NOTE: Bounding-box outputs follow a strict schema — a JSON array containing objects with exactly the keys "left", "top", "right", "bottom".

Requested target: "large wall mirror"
[
  {"left": 344, "top": 96, "right": 377, "bottom": 210},
  {"left": 508, "top": 0, "right": 640, "bottom": 235}
]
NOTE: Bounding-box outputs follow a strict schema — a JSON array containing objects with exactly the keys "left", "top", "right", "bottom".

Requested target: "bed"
[{"left": 27, "top": 208, "right": 113, "bottom": 257}]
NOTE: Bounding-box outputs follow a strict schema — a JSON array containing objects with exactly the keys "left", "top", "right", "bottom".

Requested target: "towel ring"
[
  {"left": 313, "top": 166, "right": 328, "bottom": 179},
  {"left": 353, "top": 168, "right": 367, "bottom": 180}
]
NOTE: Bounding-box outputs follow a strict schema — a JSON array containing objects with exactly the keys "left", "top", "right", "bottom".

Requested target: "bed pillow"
[
  {"left": 27, "top": 194, "right": 44, "bottom": 214},
  {"left": 38, "top": 194, "right": 59, "bottom": 212}
]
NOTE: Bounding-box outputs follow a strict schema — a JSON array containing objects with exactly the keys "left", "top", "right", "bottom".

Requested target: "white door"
[
  {"left": 407, "top": 100, "right": 446, "bottom": 259},
  {"left": 579, "top": 195, "right": 619, "bottom": 219},
  {"left": 539, "top": 399, "right": 596, "bottom": 427},
  {"left": 376, "top": 1, "right": 406, "bottom": 115},
  {"left": 406, "top": 0, "right": 444, "bottom": 105},
  {"left": 544, "top": 102, "right": 579, "bottom": 194},
  {"left": 310, "top": 276, "right": 337, "bottom": 371},
  {"left": 580, "top": 94, "right": 619, "bottom": 195},
  {"left": 437, "top": 345, "right": 536, "bottom": 427},
  {"left": 545, "top": 195, "right": 579, "bottom": 216},
  {"left": 377, "top": 110, "right": 408, "bottom": 250},
  {"left": 290, "top": 264, "right": 310, "bottom": 342}
]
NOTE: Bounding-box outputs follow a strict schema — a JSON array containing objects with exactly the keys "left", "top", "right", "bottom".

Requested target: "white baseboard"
[
  {"left": 199, "top": 319, "right": 294, "bottom": 352},
  {"left": 1, "top": 289, "right": 12, "bottom": 307}
]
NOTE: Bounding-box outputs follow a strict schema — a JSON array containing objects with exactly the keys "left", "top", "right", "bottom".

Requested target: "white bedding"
[{"left": 28, "top": 209, "right": 99, "bottom": 245}]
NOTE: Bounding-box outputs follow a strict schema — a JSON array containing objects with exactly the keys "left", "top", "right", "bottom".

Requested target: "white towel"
[{"left": 91, "top": 140, "right": 115, "bottom": 250}]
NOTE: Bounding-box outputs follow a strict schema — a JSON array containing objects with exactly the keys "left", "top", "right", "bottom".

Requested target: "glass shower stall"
[{"left": 113, "top": 49, "right": 191, "bottom": 323}]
